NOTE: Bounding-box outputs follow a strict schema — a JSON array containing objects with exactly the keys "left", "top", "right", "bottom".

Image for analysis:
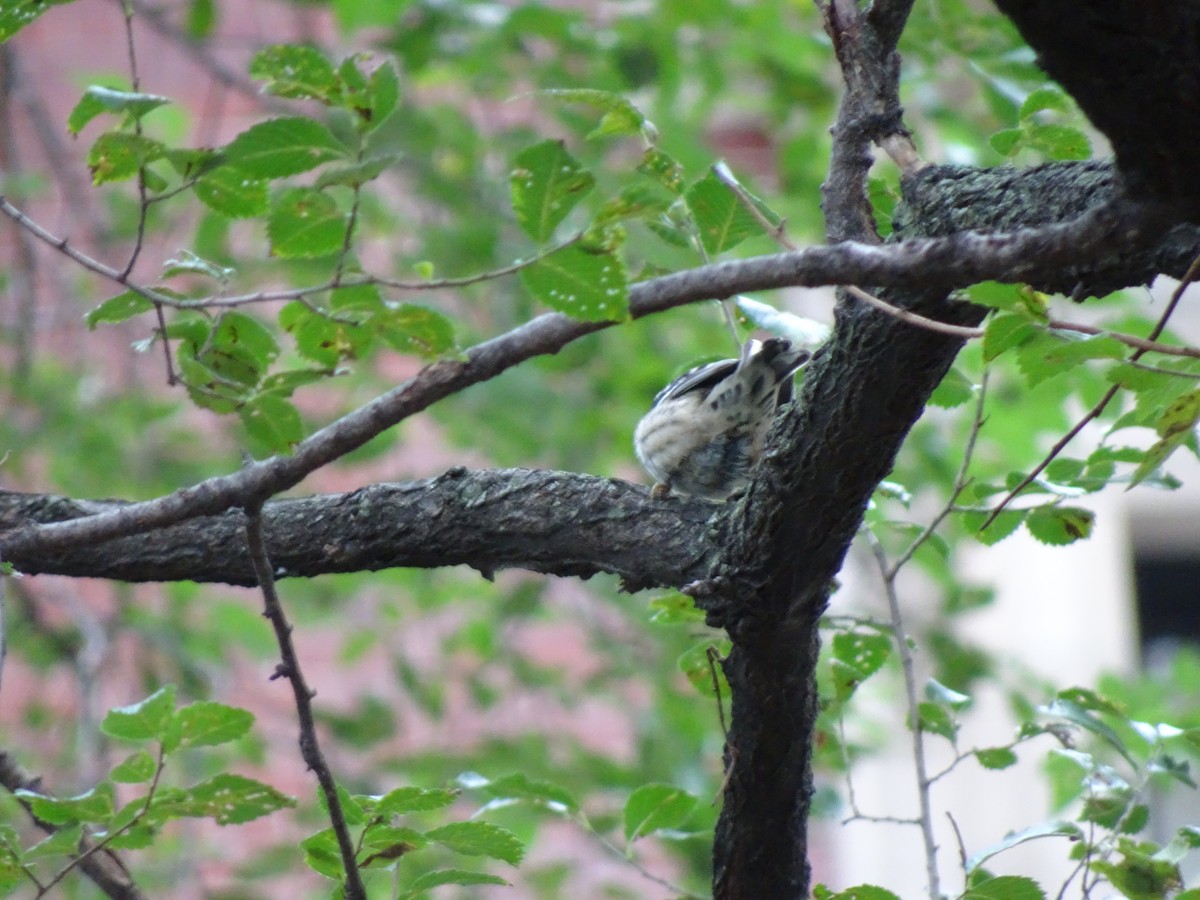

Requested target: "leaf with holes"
[
  {"left": 89, "top": 132, "right": 167, "bottom": 184},
  {"left": 249, "top": 44, "right": 339, "bottom": 103},
  {"left": 240, "top": 394, "right": 303, "bottom": 453},
  {"left": 520, "top": 244, "right": 627, "bottom": 322},
  {"left": 194, "top": 167, "right": 269, "bottom": 218},
  {"left": 158, "top": 774, "right": 296, "bottom": 825},
  {"left": 686, "top": 169, "right": 762, "bottom": 255},
  {"left": 510, "top": 140, "right": 595, "bottom": 243},
  {"left": 268, "top": 187, "right": 347, "bottom": 258},
  {"left": 1024, "top": 506, "right": 1094, "bottom": 546},
  {"left": 537, "top": 88, "right": 653, "bottom": 140}
]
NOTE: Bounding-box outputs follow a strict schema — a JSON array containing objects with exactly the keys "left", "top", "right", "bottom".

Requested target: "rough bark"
[{"left": 0, "top": 471, "right": 714, "bottom": 590}]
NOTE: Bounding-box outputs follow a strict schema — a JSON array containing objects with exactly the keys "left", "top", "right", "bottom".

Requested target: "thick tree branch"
[
  {"left": 2, "top": 179, "right": 1192, "bottom": 564},
  {"left": 0, "top": 471, "right": 715, "bottom": 590}
]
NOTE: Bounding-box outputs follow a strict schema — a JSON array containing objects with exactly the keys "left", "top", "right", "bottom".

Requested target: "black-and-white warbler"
[{"left": 634, "top": 338, "right": 811, "bottom": 500}]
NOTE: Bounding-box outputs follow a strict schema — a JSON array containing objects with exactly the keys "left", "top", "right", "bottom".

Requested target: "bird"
[{"left": 633, "top": 337, "right": 810, "bottom": 500}]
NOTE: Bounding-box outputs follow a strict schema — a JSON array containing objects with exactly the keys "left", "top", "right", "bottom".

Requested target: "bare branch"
[{"left": 243, "top": 505, "right": 366, "bottom": 900}]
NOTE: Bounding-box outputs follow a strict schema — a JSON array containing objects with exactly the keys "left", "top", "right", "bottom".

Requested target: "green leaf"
[
  {"left": 375, "top": 786, "right": 459, "bottom": 816},
  {"left": 404, "top": 869, "right": 509, "bottom": 896},
  {"left": 101, "top": 685, "right": 177, "bottom": 742},
  {"left": 963, "top": 875, "right": 1045, "bottom": 900},
  {"left": 249, "top": 44, "right": 339, "bottom": 103},
  {"left": 240, "top": 394, "right": 303, "bottom": 453},
  {"left": 677, "top": 640, "right": 729, "bottom": 698},
  {"left": 168, "top": 774, "right": 295, "bottom": 825},
  {"left": 961, "top": 508, "right": 1026, "bottom": 546},
  {"left": 314, "top": 154, "right": 401, "bottom": 189},
  {"left": 24, "top": 824, "right": 85, "bottom": 861},
  {"left": 1027, "top": 123, "right": 1092, "bottom": 161},
  {"left": 86, "top": 291, "right": 155, "bottom": 329},
  {"left": 623, "top": 783, "right": 698, "bottom": 842},
  {"left": 425, "top": 821, "right": 525, "bottom": 866},
  {"left": 930, "top": 367, "right": 975, "bottom": 408},
  {"left": 185, "top": 0, "right": 215, "bottom": 38},
  {"left": 537, "top": 88, "right": 653, "bottom": 140},
  {"left": 510, "top": 140, "right": 596, "bottom": 243},
  {"left": 268, "top": 187, "right": 347, "bottom": 258},
  {"left": 0, "top": 0, "right": 75, "bottom": 42},
  {"left": 1129, "top": 430, "right": 1192, "bottom": 489},
  {"left": 917, "top": 702, "right": 959, "bottom": 740},
  {"left": 1041, "top": 697, "right": 1136, "bottom": 767},
  {"left": 638, "top": 147, "right": 686, "bottom": 195},
  {"left": 476, "top": 772, "right": 578, "bottom": 813},
  {"left": 214, "top": 311, "right": 279, "bottom": 370},
  {"left": 989, "top": 128, "right": 1023, "bottom": 157},
  {"left": 1153, "top": 388, "right": 1200, "bottom": 439},
  {"left": 88, "top": 132, "right": 167, "bottom": 184},
  {"left": 966, "top": 820, "right": 1083, "bottom": 873},
  {"left": 22, "top": 782, "right": 115, "bottom": 825},
  {"left": 1020, "top": 86, "right": 1072, "bottom": 119},
  {"left": 647, "top": 593, "right": 706, "bottom": 626},
  {"left": 925, "top": 678, "right": 971, "bottom": 711},
  {"left": 1024, "top": 506, "right": 1094, "bottom": 546},
  {"left": 110, "top": 750, "right": 158, "bottom": 783},
  {"left": 816, "top": 886, "right": 902, "bottom": 900},
  {"left": 1041, "top": 332, "right": 1127, "bottom": 366},
  {"left": 520, "top": 244, "right": 628, "bottom": 322},
  {"left": 67, "top": 85, "right": 172, "bottom": 134},
  {"left": 162, "top": 250, "right": 234, "bottom": 283},
  {"left": 686, "top": 169, "right": 760, "bottom": 255},
  {"left": 224, "top": 117, "right": 347, "bottom": 178},
  {"left": 174, "top": 701, "right": 255, "bottom": 749},
  {"left": 832, "top": 630, "right": 891, "bottom": 686},
  {"left": 983, "top": 312, "right": 1036, "bottom": 361},
  {"left": 301, "top": 828, "right": 345, "bottom": 879},
  {"left": 280, "top": 301, "right": 373, "bottom": 366},
  {"left": 975, "top": 747, "right": 1018, "bottom": 770},
  {"left": 194, "top": 167, "right": 270, "bottom": 218},
  {"left": 375, "top": 303, "right": 457, "bottom": 357}
]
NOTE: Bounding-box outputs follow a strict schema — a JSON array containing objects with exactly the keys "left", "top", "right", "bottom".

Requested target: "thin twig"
[
  {"left": 945, "top": 810, "right": 968, "bottom": 876},
  {"left": 867, "top": 530, "right": 941, "bottom": 900},
  {"left": 886, "top": 368, "right": 989, "bottom": 579},
  {"left": 983, "top": 252, "right": 1200, "bottom": 527},
  {"left": 847, "top": 285, "right": 983, "bottom": 338},
  {"left": 582, "top": 817, "right": 708, "bottom": 900},
  {"left": 848, "top": 285, "right": 1200, "bottom": 360},
  {"left": 705, "top": 645, "right": 729, "bottom": 740},
  {"left": 332, "top": 183, "right": 363, "bottom": 287},
  {"left": 242, "top": 504, "right": 366, "bottom": 900},
  {"left": 118, "top": 0, "right": 168, "bottom": 383},
  {"left": 116, "top": 0, "right": 147, "bottom": 279},
  {"left": 0, "top": 196, "right": 585, "bottom": 310}
]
